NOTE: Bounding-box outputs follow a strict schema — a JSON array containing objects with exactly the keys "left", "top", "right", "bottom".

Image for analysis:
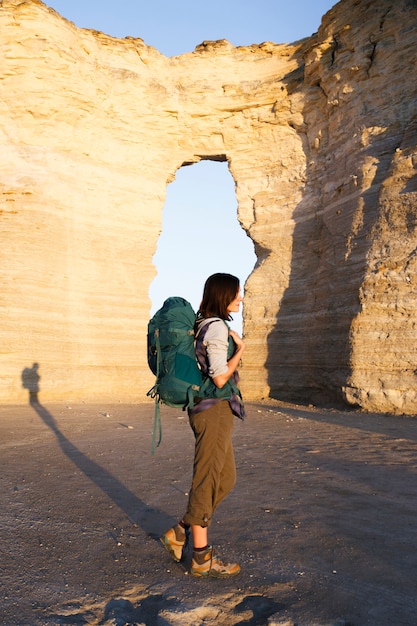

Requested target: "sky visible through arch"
[
  {"left": 149, "top": 160, "right": 253, "bottom": 332},
  {"left": 45, "top": 0, "right": 336, "bottom": 332}
]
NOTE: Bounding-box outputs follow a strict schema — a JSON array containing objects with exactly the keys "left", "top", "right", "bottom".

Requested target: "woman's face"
[{"left": 227, "top": 288, "right": 243, "bottom": 313}]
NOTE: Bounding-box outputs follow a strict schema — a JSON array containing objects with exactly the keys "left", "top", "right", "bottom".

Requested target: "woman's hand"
[{"left": 229, "top": 329, "right": 245, "bottom": 352}]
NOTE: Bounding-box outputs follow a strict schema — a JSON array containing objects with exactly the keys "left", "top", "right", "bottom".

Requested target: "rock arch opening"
[{"left": 149, "top": 160, "right": 256, "bottom": 333}]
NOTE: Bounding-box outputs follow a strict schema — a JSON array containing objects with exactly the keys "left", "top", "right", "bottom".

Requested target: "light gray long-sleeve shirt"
[{"left": 198, "top": 317, "right": 229, "bottom": 378}]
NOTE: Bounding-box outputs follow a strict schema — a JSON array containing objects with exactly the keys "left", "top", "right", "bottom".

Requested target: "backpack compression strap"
[{"left": 146, "top": 328, "right": 163, "bottom": 454}]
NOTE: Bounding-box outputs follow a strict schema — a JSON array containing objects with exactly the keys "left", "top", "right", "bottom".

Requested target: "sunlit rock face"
[{"left": 1, "top": 0, "right": 416, "bottom": 413}]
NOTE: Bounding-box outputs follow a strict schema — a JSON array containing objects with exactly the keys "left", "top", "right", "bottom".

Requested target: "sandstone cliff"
[{"left": 1, "top": 0, "right": 416, "bottom": 413}]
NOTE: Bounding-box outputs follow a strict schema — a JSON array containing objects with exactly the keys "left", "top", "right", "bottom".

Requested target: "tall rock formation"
[{"left": 1, "top": 0, "right": 416, "bottom": 413}]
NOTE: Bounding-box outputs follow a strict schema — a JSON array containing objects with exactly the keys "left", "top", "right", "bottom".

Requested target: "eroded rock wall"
[
  {"left": 1, "top": 0, "right": 416, "bottom": 412},
  {"left": 268, "top": 0, "right": 417, "bottom": 413}
]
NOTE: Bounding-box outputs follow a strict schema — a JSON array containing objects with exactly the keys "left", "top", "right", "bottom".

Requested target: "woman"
[{"left": 161, "top": 273, "right": 246, "bottom": 578}]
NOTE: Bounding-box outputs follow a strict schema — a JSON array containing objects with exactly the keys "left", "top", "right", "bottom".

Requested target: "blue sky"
[
  {"left": 45, "top": 1, "right": 335, "bottom": 56},
  {"left": 45, "top": 0, "right": 336, "bottom": 330}
]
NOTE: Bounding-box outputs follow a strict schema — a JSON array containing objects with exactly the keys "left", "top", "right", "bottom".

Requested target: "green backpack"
[
  {"left": 147, "top": 296, "right": 241, "bottom": 452},
  {"left": 147, "top": 297, "right": 207, "bottom": 452}
]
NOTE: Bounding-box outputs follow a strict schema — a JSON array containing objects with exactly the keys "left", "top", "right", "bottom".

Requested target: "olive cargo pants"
[{"left": 184, "top": 400, "right": 236, "bottom": 528}]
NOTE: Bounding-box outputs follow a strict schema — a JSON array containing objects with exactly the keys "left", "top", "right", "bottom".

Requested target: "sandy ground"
[{"left": 1, "top": 399, "right": 417, "bottom": 626}]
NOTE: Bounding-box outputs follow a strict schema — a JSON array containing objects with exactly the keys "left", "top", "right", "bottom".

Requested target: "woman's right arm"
[{"left": 212, "top": 329, "right": 245, "bottom": 389}]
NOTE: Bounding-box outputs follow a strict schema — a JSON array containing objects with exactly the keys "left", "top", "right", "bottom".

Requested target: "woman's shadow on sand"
[{"left": 21, "top": 363, "right": 173, "bottom": 538}]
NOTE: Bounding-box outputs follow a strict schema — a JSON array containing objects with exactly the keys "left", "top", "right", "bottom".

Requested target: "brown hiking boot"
[
  {"left": 190, "top": 546, "right": 240, "bottom": 578},
  {"left": 160, "top": 524, "right": 188, "bottom": 562}
]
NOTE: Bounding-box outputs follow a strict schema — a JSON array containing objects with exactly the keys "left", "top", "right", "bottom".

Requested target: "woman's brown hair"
[{"left": 199, "top": 273, "right": 240, "bottom": 321}]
